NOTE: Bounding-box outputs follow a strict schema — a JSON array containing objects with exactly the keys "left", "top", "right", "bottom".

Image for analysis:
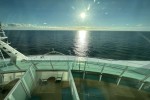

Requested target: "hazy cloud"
[
  {"left": 7, "top": 23, "right": 22, "bottom": 27},
  {"left": 2, "top": 23, "right": 150, "bottom": 31},
  {"left": 71, "top": 6, "right": 75, "bottom": 10},
  {"left": 104, "top": 12, "right": 108, "bottom": 15},
  {"left": 43, "top": 23, "right": 47, "bottom": 25},
  {"left": 136, "top": 24, "right": 143, "bottom": 27}
]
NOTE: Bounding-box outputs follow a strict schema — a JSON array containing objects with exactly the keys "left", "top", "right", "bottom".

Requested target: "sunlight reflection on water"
[{"left": 74, "top": 30, "right": 89, "bottom": 57}]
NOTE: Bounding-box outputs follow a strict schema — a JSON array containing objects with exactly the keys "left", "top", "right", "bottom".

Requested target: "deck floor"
[
  {"left": 31, "top": 81, "right": 72, "bottom": 100},
  {"left": 74, "top": 78, "right": 150, "bottom": 100},
  {"left": 1, "top": 78, "right": 150, "bottom": 100}
]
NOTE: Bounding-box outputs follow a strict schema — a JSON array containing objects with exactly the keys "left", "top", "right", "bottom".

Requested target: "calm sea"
[{"left": 4, "top": 30, "right": 150, "bottom": 60}]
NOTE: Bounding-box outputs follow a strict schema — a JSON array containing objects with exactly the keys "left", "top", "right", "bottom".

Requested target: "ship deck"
[{"left": 1, "top": 55, "right": 150, "bottom": 100}]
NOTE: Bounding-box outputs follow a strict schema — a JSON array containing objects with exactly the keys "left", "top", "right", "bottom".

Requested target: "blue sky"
[{"left": 0, "top": 0, "right": 150, "bottom": 30}]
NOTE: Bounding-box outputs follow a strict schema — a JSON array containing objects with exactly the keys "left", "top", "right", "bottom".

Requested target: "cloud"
[
  {"left": 2, "top": 23, "right": 150, "bottom": 31},
  {"left": 71, "top": 6, "right": 75, "bottom": 10},
  {"left": 43, "top": 23, "right": 47, "bottom": 25},
  {"left": 6, "top": 23, "right": 37, "bottom": 28},
  {"left": 3, "top": 23, "right": 40, "bottom": 30},
  {"left": 104, "top": 12, "right": 108, "bottom": 15},
  {"left": 1, "top": 23, "right": 8, "bottom": 27},
  {"left": 136, "top": 24, "right": 143, "bottom": 27},
  {"left": 7, "top": 23, "right": 22, "bottom": 27}
]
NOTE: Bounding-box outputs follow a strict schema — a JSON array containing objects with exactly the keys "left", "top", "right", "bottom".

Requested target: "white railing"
[
  {"left": 29, "top": 55, "right": 150, "bottom": 68},
  {"left": 68, "top": 68, "right": 80, "bottom": 100},
  {"left": 1, "top": 55, "right": 150, "bottom": 93},
  {"left": 4, "top": 66, "right": 36, "bottom": 100}
]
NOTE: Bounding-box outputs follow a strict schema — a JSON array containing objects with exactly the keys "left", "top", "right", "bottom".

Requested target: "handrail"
[{"left": 68, "top": 68, "right": 80, "bottom": 100}]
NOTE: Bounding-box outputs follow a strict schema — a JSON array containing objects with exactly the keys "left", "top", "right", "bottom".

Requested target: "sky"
[{"left": 0, "top": 0, "right": 150, "bottom": 30}]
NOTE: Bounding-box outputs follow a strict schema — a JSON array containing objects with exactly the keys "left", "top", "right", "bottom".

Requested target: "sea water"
[{"left": 5, "top": 30, "right": 150, "bottom": 60}]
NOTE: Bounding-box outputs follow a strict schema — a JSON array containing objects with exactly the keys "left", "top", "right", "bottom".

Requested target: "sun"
[{"left": 80, "top": 12, "right": 86, "bottom": 19}]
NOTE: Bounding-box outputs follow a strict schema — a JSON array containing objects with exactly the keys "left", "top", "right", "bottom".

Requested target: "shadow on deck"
[{"left": 30, "top": 80, "right": 73, "bottom": 100}]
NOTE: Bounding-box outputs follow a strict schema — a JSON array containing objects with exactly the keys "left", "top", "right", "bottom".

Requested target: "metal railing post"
[
  {"left": 138, "top": 82, "right": 145, "bottom": 91},
  {"left": 49, "top": 60, "right": 54, "bottom": 70},
  {"left": 117, "top": 66, "right": 128, "bottom": 86},
  {"left": 0, "top": 49, "right": 8, "bottom": 68},
  {"left": 99, "top": 63, "right": 105, "bottom": 81},
  {"left": 83, "top": 61, "right": 87, "bottom": 79},
  {"left": 138, "top": 74, "right": 150, "bottom": 91}
]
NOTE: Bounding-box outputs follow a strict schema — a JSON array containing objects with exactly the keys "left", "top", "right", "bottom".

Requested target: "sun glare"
[{"left": 80, "top": 12, "right": 86, "bottom": 19}]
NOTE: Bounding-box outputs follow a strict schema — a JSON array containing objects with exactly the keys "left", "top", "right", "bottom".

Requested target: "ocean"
[{"left": 4, "top": 30, "right": 150, "bottom": 60}]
